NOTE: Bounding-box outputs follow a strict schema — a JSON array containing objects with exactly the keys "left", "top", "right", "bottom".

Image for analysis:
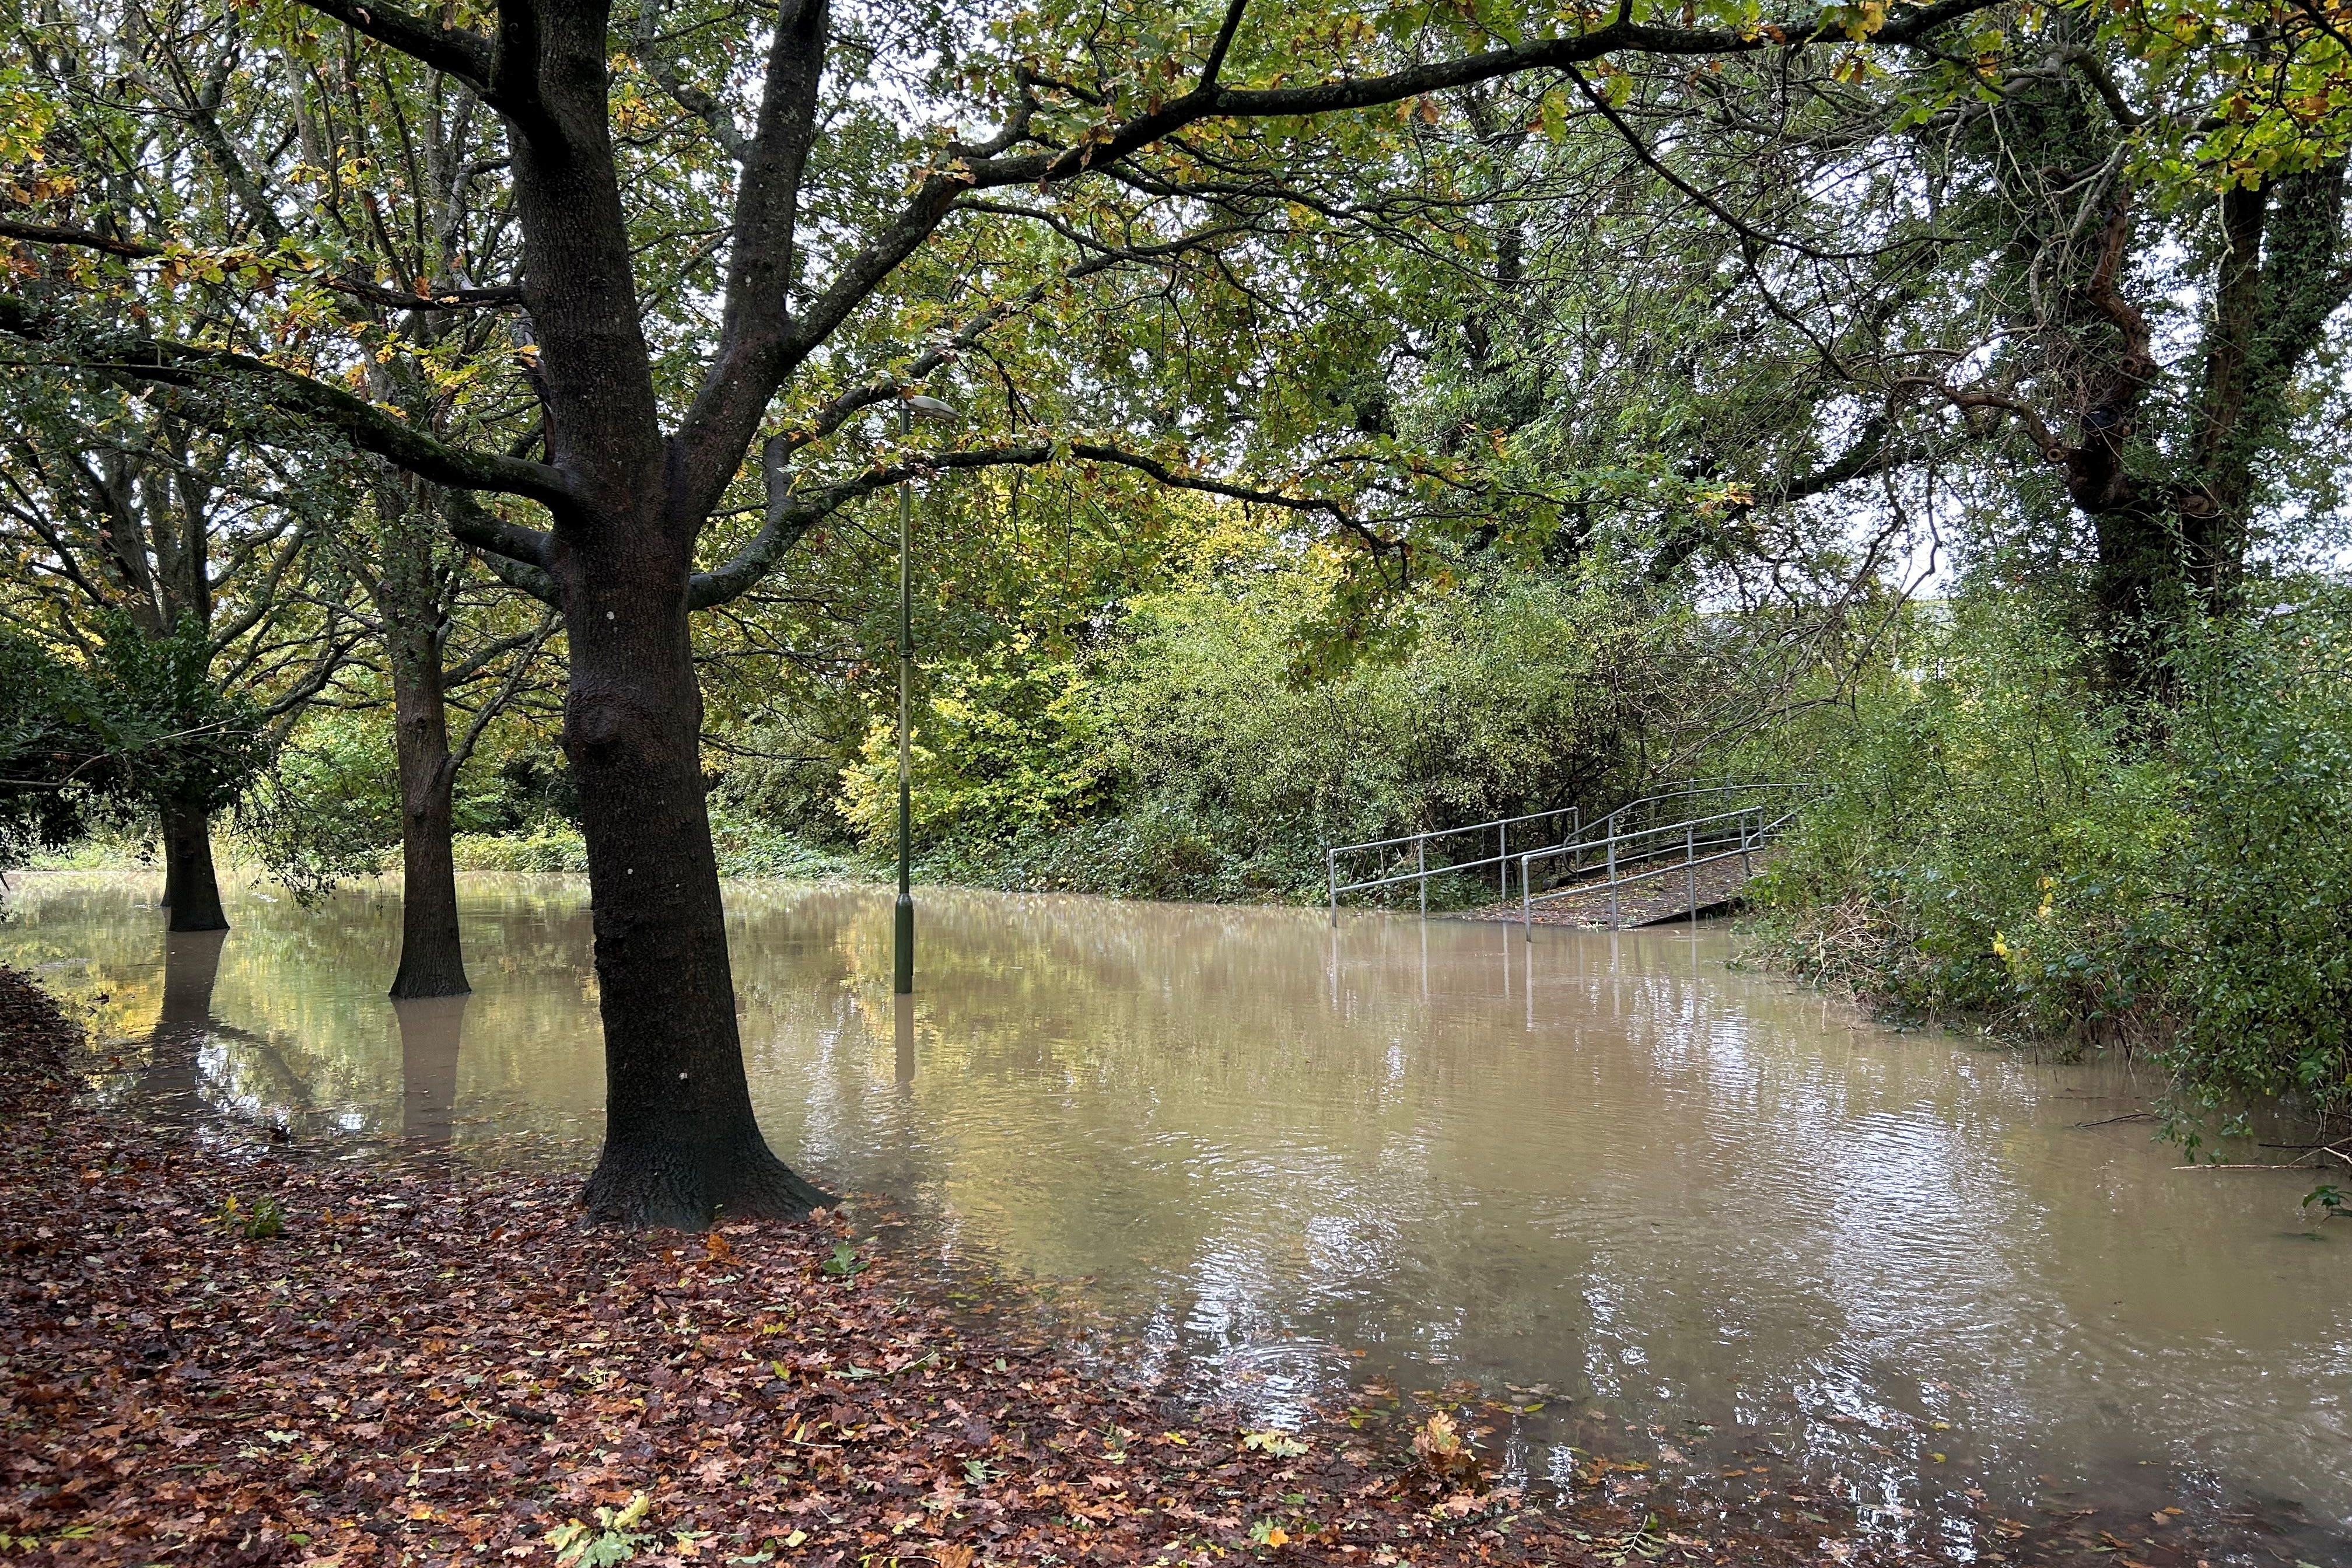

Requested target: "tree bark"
[
  {"left": 160, "top": 801, "right": 229, "bottom": 933},
  {"left": 378, "top": 482, "right": 471, "bottom": 999},
  {"left": 388, "top": 646, "right": 469, "bottom": 998},
  {"left": 2183, "top": 160, "right": 2350, "bottom": 605},
  {"left": 564, "top": 529, "right": 830, "bottom": 1228},
  {"left": 487, "top": 0, "right": 828, "bottom": 1228},
  {"left": 2076, "top": 163, "right": 2351, "bottom": 691}
]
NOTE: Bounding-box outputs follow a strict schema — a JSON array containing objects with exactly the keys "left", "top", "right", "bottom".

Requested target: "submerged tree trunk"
[
  {"left": 379, "top": 487, "right": 470, "bottom": 999},
  {"left": 564, "top": 530, "right": 829, "bottom": 1227},
  {"left": 160, "top": 802, "right": 228, "bottom": 933}
]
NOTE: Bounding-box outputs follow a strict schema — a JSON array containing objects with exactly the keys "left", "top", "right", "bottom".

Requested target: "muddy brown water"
[{"left": 4, "top": 871, "right": 2347, "bottom": 1560}]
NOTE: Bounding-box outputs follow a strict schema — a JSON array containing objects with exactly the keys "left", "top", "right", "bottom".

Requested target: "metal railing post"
[
  {"left": 1521, "top": 852, "right": 1532, "bottom": 940},
  {"left": 1499, "top": 821, "right": 1508, "bottom": 900},
  {"left": 1606, "top": 832, "right": 1619, "bottom": 927},
  {"left": 1686, "top": 821, "right": 1697, "bottom": 922},
  {"left": 1416, "top": 839, "right": 1427, "bottom": 919},
  {"left": 1740, "top": 810, "right": 1752, "bottom": 881},
  {"left": 1328, "top": 848, "right": 1339, "bottom": 926}
]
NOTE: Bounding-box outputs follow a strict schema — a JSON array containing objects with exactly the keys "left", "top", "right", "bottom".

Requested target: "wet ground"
[{"left": 3, "top": 871, "right": 2346, "bottom": 1563}]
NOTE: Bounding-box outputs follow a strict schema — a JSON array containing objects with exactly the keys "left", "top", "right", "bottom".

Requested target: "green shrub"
[
  {"left": 706, "top": 808, "right": 859, "bottom": 880},
  {"left": 2159, "top": 592, "right": 2352, "bottom": 1126},
  {"left": 1750, "top": 596, "right": 2181, "bottom": 1038},
  {"left": 838, "top": 562, "right": 1710, "bottom": 902},
  {"left": 1752, "top": 582, "right": 2352, "bottom": 1136},
  {"left": 451, "top": 821, "right": 591, "bottom": 873},
  {"left": 841, "top": 635, "right": 1114, "bottom": 850},
  {"left": 245, "top": 703, "right": 523, "bottom": 901}
]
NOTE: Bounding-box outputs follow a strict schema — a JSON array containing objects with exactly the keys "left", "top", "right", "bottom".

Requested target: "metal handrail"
[
  {"left": 1581, "top": 782, "right": 1798, "bottom": 839},
  {"left": 1515, "top": 783, "right": 1802, "bottom": 937},
  {"left": 1322, "top": 782, "right": 1803, "bottom": 929},
  {"left": 1325, "top": 802, "right": 1583, "bottom": 858},
  {"left": 1326, "top": 803, "right": 1581, "bottom": 923},
  {"left": 1524, "top": 800, "right": 1784, "bottom": 869}
]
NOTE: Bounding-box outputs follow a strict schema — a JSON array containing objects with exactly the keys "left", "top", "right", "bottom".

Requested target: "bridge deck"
[{"left": 1450, "top": 850, "right": 1771, "bottom": 928}]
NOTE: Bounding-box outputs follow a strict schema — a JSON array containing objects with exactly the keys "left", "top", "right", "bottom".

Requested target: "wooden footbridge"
[{"left": 1324, "top": 783, "right": 1800, "bottom": 933}]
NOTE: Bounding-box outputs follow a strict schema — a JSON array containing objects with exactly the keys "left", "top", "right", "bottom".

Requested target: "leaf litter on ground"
[{"left": 0, "top": 965, "right": 2234, "bottom": 1566}]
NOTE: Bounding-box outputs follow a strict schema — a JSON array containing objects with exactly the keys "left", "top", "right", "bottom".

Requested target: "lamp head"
[{"left": 900, "top": 394, "right": 963, "bottom": 425}]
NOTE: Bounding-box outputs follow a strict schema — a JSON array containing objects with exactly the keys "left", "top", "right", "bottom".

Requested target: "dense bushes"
[
  {"left": 836, "top": 563, "right": 1723, "bottom": 901},
  {"left": 1751, "top": 584, "right": 2352, "bottom": 1137},
  {"left": 2162, "top": 601, "right": 2352, "bottom": 1127}
]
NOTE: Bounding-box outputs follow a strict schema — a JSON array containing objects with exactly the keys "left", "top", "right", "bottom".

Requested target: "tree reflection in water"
[
  {"left": 396, "top": 993, "right": 469, "bottom": 1160},
  {"left": 136, "top": 929, "right": 231, "bottom": 1114}
]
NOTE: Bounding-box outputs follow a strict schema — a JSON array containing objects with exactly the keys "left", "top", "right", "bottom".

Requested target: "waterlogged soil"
[{"left": 3, "top": 872, "right": 2348, "bottom": 1565}]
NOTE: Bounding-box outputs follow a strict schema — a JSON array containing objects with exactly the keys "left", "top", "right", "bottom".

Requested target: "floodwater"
[{"left": 5, "top": 872, "right": 2348, "bottom": 1558}]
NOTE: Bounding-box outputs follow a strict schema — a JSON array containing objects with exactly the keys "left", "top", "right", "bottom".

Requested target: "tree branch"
[
  {"left": 1199, "top": 0, "right": 1251, "bottom": 89},
  {"left": 0, "top": 293, "right": 575, "bottom": 511},
  {"left": 960, "top": 0, "right": 1999, "bottom": 191},
  {"left": 0, "top": 220, "right": 525, "bottom": 310},
  {"left": 1068, "top": 442, "right": 1405, "bottom": 558},
  {"left": 450, "top": 606, "right": 561, "bottom": 772},
  {"left": 690, "top": 440, "right": 1055, "bottom": 610},
  {"left": 442, "top": 491, "right": 561, "bottom": 602},
  {"left": 634, "top": 0, "right": 749, "bottom": 158},
  {"left": 1891, "top": 376, "right": 2064, "bottom": 459},
  {"left": 782, "top": 0, "right": 1995, "bottom": 382},
  {"left": 677, "top": 0, "right": 832, "bottom": 512},
  {"left": 286, "top": 0, "right": 495, "bottom": 94},
  {"left": 777, "top": 220, "right": 1244, "bottom": 463},
  {"left": 1561, "top": 64, "right": 1898, "bottom": 262}
]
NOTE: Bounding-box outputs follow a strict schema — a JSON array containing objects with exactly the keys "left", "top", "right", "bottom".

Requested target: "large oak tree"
[{"left": 1, "top": 0, "right": 2022, "bottom": 1224}]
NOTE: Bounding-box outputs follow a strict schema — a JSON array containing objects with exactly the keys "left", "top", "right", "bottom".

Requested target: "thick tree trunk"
[
  {"left": 2184, "top": 161, "right": 2350, "bottom": 607},
  {"left": 496, "top": 0, "right": 827, "bottom": 1227},
  {"left": 384, "top": 563, "right": 470, "bottom": 999},
  {"left": 160, "top": 802, "right": 229, "bottom": 933},
  {"left": 2081, "top": 163, "right": 2351, "bottom": 694},
  {"left": 565, "top": 540, "right": 829, "bottom": 1228},
  {"left": 389, "top": 743, "right": 468, "bottom": 997}
]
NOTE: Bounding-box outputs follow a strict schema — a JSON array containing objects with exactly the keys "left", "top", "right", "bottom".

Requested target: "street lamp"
[{"left": 890, "top": 393, "right": 961, "bottom": 995}]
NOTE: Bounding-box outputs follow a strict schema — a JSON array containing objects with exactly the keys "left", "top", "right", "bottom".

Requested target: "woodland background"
[{"left": 2, "top": 0, "right": 2349, "bottom": 1147}]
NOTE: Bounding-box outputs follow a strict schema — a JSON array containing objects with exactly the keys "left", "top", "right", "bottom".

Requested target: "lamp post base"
[{"left": 893, "top": 892, "right": 915, "bottom": 995}]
